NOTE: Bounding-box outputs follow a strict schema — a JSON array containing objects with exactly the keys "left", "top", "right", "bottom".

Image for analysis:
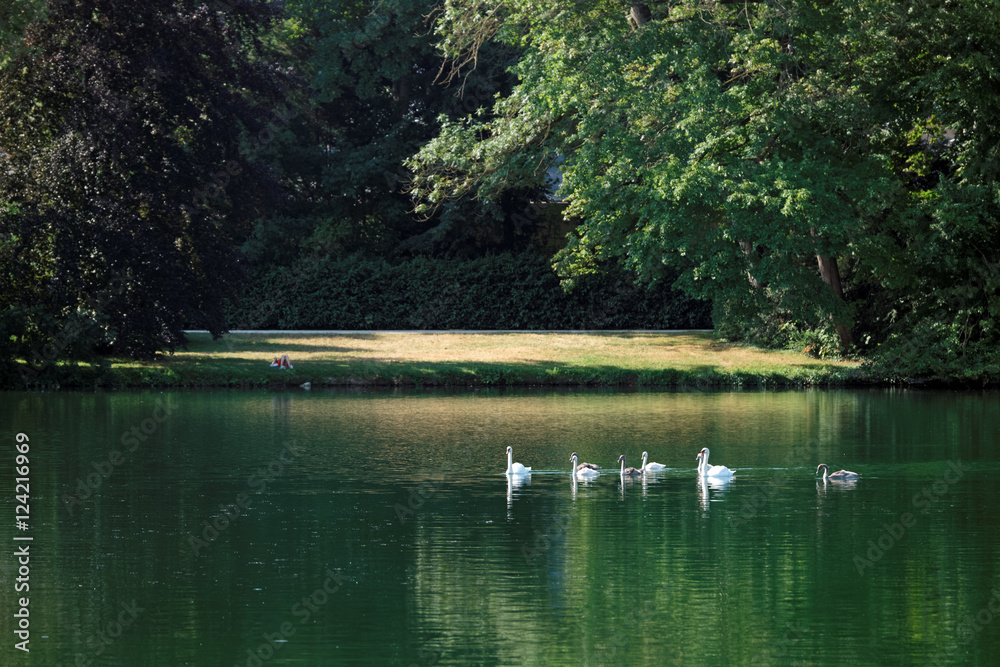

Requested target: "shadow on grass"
[
  {"left": 82, "top": 357, "right": 869, "bottom": 389},
  {"left": 185, "top": 331, "right": 722, "bottom": 357},
  {"left": 183, "top": 338, "right": 360, "bottom": 355},
  {"left": 6, "top": 330, "right": 867, "bottom": 389}
]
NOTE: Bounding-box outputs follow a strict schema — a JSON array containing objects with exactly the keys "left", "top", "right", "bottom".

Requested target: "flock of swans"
[{"left": 505, "top": 445, "right": 859, "bottom": 482}]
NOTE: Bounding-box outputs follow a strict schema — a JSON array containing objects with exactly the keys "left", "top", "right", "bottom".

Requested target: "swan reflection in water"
[
  {"left": 571, "top": 460, "right": 606, "bottom": 501},
  {"left": 698, "top": 472, "right": 733, "bottom": 511},
  {"left": 506, "top": 472, "right": 531, "bottom": 517}
]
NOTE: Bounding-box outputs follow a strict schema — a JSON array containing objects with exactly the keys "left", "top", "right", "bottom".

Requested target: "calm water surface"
[{"left": 1, "top": 388, "right": 999, "bottom": 666}]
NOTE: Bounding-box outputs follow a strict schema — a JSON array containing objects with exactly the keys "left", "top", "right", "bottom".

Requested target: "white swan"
[
  {"left": 570, "top": 453, "right": 600, "bottom": 478},
  {"left": 697, "top": 447, "right": 734, "bottom": 479},
  {"left": 506, "top": 446, "right": 531, "bottom": 475},
  {"left": 618, "top": 454, "right": 643, "bottom": 477},
  {"left": 816, "top": 463, "right": 859, "bottom": 481},
  {"left": 641, "top": 451, "right": 666, "bottom": 472}
]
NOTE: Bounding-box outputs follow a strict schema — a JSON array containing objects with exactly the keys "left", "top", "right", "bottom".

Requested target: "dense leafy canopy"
[
  {"left": 2, "top": 0, "right": 998, "bottom": 381},
  {"left": 242, "top": 0, "right": 546, "bottom": 268},
  {"left": 410, "top": 0, "right": 1000, "bottom": 370},
  {"left": 1, "top": 0, "right": 289, "bottom": 360}
]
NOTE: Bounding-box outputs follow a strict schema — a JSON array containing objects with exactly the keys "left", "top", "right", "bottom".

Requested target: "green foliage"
[
  {"left": 4, "top": 0, "right": 998, "bottom": 386},
  {"left": 782, "top": 324, "right": 848, "bottom": 361},
  {"left": 246, "top": 0, "right": 540, "bottom": 266},
  {"left": 0, "top": 0, "right": 291, "bottom": 358},
  {"left": 0, "top": 0, "right": 45, "bottom": 67},
  {"left": 227, "top": 253, "right": 711, "bottom": 330},
  {"left": 0, "top": 304, "right": 111, "bottom": 387},
  {"left": 865, "top": 321, "right": 1000, "bottom": 385},
  {"left": 407, "top": 0, "right": 1000, "bottom": 377},
  {"left": 412, "top": 1, "right": 888, "bottom": 345}
]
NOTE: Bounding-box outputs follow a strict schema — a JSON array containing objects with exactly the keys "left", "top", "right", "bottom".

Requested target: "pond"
[{"left": 2, "top": 388, "right": 999, "bottom": 665}]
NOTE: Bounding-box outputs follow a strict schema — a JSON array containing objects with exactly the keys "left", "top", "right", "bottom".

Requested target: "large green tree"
[
  {"left": 1, "top": 0, "right": 290, "bottom": 362},
  {"left": 242, "top": 0, "right": 549, "bottom": 268},
  {"left": 857, "top": 0, "right": 1000, "bottom": 377},
  {"left": 0, "top": 0, "right": 46, "bottom": 64},
  {"left": 411, "top": 0, "right": 1000, "bottom": 368}
]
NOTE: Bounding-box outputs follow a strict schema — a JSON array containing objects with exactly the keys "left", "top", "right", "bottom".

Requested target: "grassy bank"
[{"left": 16, "top": 331, "right": 870, "bottom": 389}]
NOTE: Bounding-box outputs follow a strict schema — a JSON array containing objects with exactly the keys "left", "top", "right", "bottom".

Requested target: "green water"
[{"left": 2, "top": 388, "right": 999, "bottom": 666}]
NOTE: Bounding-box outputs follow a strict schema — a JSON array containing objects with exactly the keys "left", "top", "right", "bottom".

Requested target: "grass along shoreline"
[{"left": 18, "top": 331, "right": 872, "bottom": 389}]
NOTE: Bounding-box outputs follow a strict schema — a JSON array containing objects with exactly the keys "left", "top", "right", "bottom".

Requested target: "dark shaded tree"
[
  {"left": 241, "top": 0, "right": 547, "bottom": 268},
  {"left": 0, "top": 0, "right": 291, "bottom": 360}
]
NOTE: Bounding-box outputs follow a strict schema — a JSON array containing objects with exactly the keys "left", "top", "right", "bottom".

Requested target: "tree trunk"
[
  {"left": 629, "top": 3, "right": 652, "bottom": 29},
  {"left": 815, "top": 253, "right": 854, "bottom": 350},
  {"left": 392, "top": 75, "right": 410, "bottom": 118},
  {"left": 739, "top": 240, "right": 764, "bottom": 290}
]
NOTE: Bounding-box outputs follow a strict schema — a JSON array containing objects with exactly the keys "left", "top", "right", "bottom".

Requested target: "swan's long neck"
[
  {"left": 819, "top": 465, "right": 828, "bottom": 481},
  {"left": 571, "top": 456, "right": 577, "bottom": 473},
  {"left": 620, "top": 457, "right": 625, "bottom": 475},
  {"left": 642, "top": 453, "right": 648, "bottom": 470},
  {"left": 506, "top": 449, "right": 513, "bottom": 474}
]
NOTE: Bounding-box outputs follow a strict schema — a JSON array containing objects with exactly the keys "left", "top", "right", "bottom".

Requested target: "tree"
[
  {"left": 0, "top": 0, "right": 46, "bottom": 65},
  {"left": 411, "top": 0, "right": 1000, "bottom": 365},
  {"left": 242, "top": 0, "right": 546, "bottom": 268},
  {"left": 854, "top": 0, "right": 1000, "bottom": 376},
  {"left": 1, "top": 0, "right": 291, "bottom": 360}
]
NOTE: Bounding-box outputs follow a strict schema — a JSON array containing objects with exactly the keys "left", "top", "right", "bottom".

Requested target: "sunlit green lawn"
[{"left": 94, "top": 331, "right": 866, "bottom": 388}]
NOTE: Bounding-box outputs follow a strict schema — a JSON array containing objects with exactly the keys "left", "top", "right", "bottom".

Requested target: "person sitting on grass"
[{"left": 270, "top": 354, "right": 293, "bottom": 369}]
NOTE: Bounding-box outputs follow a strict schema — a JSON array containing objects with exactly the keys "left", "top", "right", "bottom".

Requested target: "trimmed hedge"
[{"left": 227, "top": 253, "right": 712, "bottom": 330}]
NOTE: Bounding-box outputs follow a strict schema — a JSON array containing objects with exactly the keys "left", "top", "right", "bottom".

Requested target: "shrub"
[{"left": 227, "top": 253, "right": 712, "bottom": 330}]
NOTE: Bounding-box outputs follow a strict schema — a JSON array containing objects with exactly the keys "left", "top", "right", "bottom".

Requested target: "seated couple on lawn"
[{"left": 270, "top": 354, "right": 293, "bottom": 369}]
